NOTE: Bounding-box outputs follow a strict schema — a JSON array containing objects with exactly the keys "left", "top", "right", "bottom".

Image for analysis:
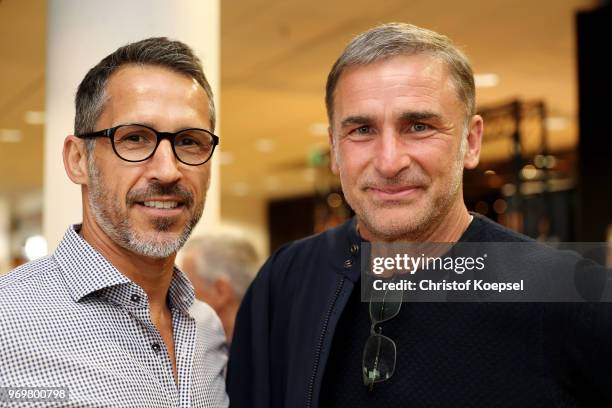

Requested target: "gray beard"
[{"left": 87, "top": 159, "right": 203, "bottom": 258}]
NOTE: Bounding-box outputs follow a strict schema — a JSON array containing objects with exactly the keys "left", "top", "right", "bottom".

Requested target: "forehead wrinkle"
[
  {"left": 100, "top": 66, "right": 210, "bottom": 133},
  {"left": 332, "top": 55, "right": 464, "bottom": 132}
]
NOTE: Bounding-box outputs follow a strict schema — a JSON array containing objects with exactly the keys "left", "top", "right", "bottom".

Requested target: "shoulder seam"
[{"left": 0, "top": 256, "right": 60, "bottom": 291}]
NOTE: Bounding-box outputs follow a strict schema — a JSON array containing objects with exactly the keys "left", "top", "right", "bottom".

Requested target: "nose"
[
  {"left": 145, "top": 140, "right": 182, "bottom": 184},
  {"left": 373, "top": 129, "right": 412, "bottom": 178}
]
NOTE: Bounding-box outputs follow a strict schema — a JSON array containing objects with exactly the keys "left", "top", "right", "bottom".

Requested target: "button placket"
[{"left": 147, "top": 337, "right": 179, "bottom": 406}]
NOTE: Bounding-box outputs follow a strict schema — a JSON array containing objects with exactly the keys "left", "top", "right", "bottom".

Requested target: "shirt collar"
[
  {"left": 167, "top": 266, "right": 196, "bottom": 313},
  {"left": 54, "top": 224, "right": 194, "bottom": 312}
]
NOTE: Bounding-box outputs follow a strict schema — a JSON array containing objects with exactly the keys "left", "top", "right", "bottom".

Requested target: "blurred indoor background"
[{"left": 1, "top": 0, "right": 611, "bottom": 274}]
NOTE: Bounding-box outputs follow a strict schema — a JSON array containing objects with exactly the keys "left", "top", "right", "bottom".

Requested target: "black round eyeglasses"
[{"left": 76, "top": 124, "right": 219, "bottom": 166}]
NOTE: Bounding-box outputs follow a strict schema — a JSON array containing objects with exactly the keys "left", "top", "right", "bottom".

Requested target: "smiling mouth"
[
  {"left": 143, "top": 201, "right": 179, "bottom": 209},
  {"left": 372, "top": 186, "right": 418, "bottom": 193},
  {"left": 133, "top": 199, "right": 187, "bottom": 212},
  {"left": 367, "top": 185, "right": 421, "bottom": 199}
]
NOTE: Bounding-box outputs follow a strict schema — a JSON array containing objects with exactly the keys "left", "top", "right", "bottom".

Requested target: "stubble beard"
[
  {"left": 87, "top": 159, "right": 204, "bottom": 258},
  {"left": 340, "top": 137, "right": 467, "bottom": 242}
]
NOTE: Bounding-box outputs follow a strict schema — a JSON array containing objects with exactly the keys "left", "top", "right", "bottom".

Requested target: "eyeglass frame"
[
  {"left": 362, "top": 276, "right": 403, "bottom": 390},
  {"left": 76, "top": 123, "right": 220, "bottom": 166}
]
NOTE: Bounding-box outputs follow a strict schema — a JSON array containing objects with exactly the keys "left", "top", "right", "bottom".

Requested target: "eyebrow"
[
  {"left": 339, "top": 115, "right": 373, "bottom": 129},
  {"left": 120, "top": 122, "right": 207, "bottom": 132},
  {"left": 339, "top": 111, "right": 443, "bottom": 129},
  {"left": 114, "top": 121, "right": 157, "bottom": 129},
  {"left": 399, "top": 111, "right": 443, "bottom": 122}
]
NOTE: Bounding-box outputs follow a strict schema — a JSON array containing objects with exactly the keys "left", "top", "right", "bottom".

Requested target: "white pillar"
[{"left": 44, "top": 0, "right": 220, "bottom": 249}]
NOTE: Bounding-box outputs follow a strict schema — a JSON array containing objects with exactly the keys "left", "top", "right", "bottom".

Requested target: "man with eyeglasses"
[
  {"left": 0, "top": 38, "right": 228, "bottom": 407},
  {"left": 227, "top": 23, "right": 612, "bottom": 407}
]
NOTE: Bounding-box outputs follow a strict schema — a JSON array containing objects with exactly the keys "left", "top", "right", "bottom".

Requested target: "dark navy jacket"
[
  {"left": 227, "top": 217, "right": 612, "bottom": 407},
  {"left": 228, "top": 218, "right": 363, "bottom": 408}
]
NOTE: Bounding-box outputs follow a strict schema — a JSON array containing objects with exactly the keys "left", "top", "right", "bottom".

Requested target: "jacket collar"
[{"left": 325, "top": 217, "right": 362, "bottom": 283}]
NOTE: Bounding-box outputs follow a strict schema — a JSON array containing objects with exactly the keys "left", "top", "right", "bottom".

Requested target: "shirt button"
[
  {"left": 350, "top": 244, "right": 359, "bottom": 255},
  {"left": 130, "top": 294, "right": 140, "bottom": 303},
  {"left": 151, "top": 343, "right": 161, "bottom": 352},
  {"left": 344, "top": 259, "right": 353, "bottom": 268}
]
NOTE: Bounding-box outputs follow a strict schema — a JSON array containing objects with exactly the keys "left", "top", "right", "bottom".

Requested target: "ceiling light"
[
  {"left": 501, "top": 183, "right": 517, "bottom": 197},
  {"left": 544, "top": 117, "right": 568, "bottom": 131},
  {"left": 24, "top": 111, "right": 46, "bottom": 125},
  {"left": 219, "top": 151, "right": 234, "bottom": 165},
  {"left": 230, "top": 183, "right": 249, "bottom": 196},
  {"left": 534, "top": 154, "right": 546, "bottom": 168},
  {"left": 309, "top": 122, "right": 329, "bottom": 136},
  {"left": 474, "top": 73, "right": 499, "bottom": 88},
  {"left": 23, "top": 235, "right": 48, "bottom": 261},
  {"left": 255, "top": 139, "right": 275, "bottom": 153},
  {"left": 265, "top": 177, "right": 280, "bottom": 191},
  {"left": 0, "top": 129, "right": 22, "bottom": 143},
  {"left": 303, "top": 168, "right": 316, "bottom": 182},
  {"left": 521, "top": 164, "right": 538, "bottom": 180}
]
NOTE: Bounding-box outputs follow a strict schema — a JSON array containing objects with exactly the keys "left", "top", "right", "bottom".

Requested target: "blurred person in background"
[
  {"left": 181, "top": 234, "right": 258, "bottom": 344},
  {"left": 0, "top": 37, "right": 228, "bottom": 407}
]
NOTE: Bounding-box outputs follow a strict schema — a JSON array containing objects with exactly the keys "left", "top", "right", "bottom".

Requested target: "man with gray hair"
[
  {"left": 181, "top": 234, "right": 258, "bottom": 343},
  {"left": 0, "top": 38, "right": 228, "bottom": 407},
  {"left": 227, "top": 23, "right": 612, "bottom": 407}
]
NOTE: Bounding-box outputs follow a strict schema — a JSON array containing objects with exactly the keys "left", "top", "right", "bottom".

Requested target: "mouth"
[
  {"left": 142, "top": 200, "right": 180, "bottom": 209},
  {"left": 366, "top": 185, "right": 421, "bottom": 200},
  {"left": 133, "top": 198, "right": 187, "bottom": 215}
]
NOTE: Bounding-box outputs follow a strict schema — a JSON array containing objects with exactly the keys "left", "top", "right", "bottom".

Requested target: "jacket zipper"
[{"left": 305, "top": 276, "right": 345, "bottom": 408}]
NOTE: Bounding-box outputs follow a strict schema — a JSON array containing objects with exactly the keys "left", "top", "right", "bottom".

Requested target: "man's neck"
[
  {"left": 218, "top": 301, "right": 240, "bottom": 344},
  {"left": 79, "top": 219, "right": 175, "bottom": 309},
  {"left": 359, "top": 199, "right": 473, "bottom": 243}
]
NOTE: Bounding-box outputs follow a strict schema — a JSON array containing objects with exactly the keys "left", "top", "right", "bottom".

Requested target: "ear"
[
  {"left": 213, "top": 277, "right": 236, "bottom": 308},
  {"left": 463, "top": 115, "right": 483, "bottom": 169},
  {"left": 328, "top": 126, "right": 339, "bottom": 175},
  {"left": 63, "top": 135, "right": 90, "bottom": 185}
]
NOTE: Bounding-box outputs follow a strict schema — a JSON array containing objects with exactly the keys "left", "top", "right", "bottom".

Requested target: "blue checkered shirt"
[{"left": 0, "top": 225, "right": 229, "bottom": 407}]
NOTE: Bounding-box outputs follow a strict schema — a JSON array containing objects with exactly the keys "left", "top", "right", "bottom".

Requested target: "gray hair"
[
  {"left": 182, "top": 235, "right": 259, "bottom": 299},
  {"left": 325, "top": 22, "right": 475, "bottom": 126},
  {"left": 75, "top": 37, "right": 216, "bottom": 154}
]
